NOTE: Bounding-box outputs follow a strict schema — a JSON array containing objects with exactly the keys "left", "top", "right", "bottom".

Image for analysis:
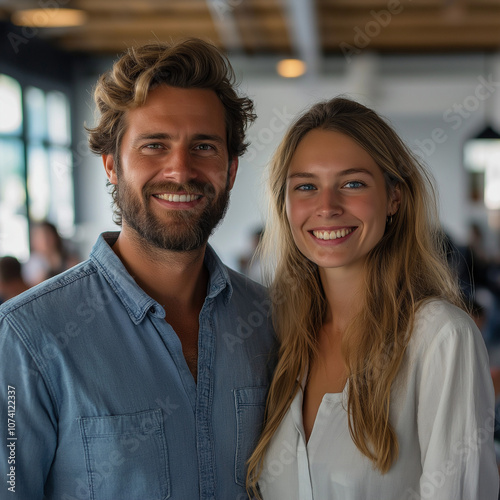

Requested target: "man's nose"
[{"left": 161, "top": 148, "right": 197, "bottom": 185}]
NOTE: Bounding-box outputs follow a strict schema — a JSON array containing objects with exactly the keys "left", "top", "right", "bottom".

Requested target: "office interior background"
[{"left": 1, "top": 0, "right": 500, "bottom": 277}]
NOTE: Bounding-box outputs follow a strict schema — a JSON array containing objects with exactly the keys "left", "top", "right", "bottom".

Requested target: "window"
[{"left": 0, "top": 74, "right": 74, "bottom": 260}]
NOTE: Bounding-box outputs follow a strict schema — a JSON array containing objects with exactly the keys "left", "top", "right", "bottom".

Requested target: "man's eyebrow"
[
  {"left": 132, "top": 133, "right": 226, "bottom": 145},
  {"left": 132, "top": 133, "right": 171, "bottom": 145},
  {"left": 192, "top": 134, "right": 226, "bottom": 145}
]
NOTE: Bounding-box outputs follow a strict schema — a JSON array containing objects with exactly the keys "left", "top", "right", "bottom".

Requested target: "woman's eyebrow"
[
  {"left": 338, "top": 168, "right": 374, "bottom": 177},
  {"left": 288, "top": 172, "right": 316, "bottom": 179},
  {"left": 288, "top": 168, "right": 374, "bottom": 179}
]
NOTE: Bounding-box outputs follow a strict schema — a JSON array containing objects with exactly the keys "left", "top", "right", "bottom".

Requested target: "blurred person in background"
[
  {"left": 442, "top": 226, "right": 488, "bottom": 331},
  {"left": 23, "top": 220, "right": 80, "bottom": 286},
  {"left": 0, "top": 38, "right": 275, "bottom": 499},
  {"left": 0, "top": 255, "right": 28, "bottom": 303},
  {"left": 450, "top": 222, "right": 500, "bottom": 349}
]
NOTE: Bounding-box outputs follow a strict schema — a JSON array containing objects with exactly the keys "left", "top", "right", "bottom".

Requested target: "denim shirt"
[{"left": 0, "top": 232, "right": 276, "bottom": 500}]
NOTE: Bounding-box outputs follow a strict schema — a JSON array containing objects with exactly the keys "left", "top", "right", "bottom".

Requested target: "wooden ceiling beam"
[
  {"left": 72, "top": 0, "right": 209, "bottom": 14},
  {"left": 56, "top": 34, "right": 220, "bottom": 53},
  {"left": 4, "top": 0, "right": 500, "bottom": 56},
  {"left": 320, "top": 10, "right": 500, "bottom": 28},
  {"left": 55, "top": 17, "right": 215, "bottom": 35},
  {"left": 56, "top": 30, "right": 291, "bottom": 54},
  {"left": 322, "top": 29, "right": 500, "bottom": 50},
  {"left": 233, "top": 0, "right": 290, "bottom": 54},
  {"left": 317, "top": 0, "right": 499, "bottom": 8}
]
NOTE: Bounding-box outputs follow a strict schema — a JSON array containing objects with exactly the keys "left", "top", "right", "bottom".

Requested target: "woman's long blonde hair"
[{"left": 246, "top": 97, "right": 464, "bottom": 497}]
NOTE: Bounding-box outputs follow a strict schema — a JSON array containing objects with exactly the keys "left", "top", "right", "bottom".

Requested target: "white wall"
[{"left": 72, "top": 53, "right": 500, "bottom": 267}]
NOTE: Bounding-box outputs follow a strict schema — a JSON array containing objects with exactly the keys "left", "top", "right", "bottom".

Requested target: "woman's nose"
[{"left": 316, "top": 190, "right": 343, "bottom": 217}]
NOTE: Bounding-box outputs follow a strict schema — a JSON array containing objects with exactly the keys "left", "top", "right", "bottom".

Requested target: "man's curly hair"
[{"left": 86, "top": 37, "right": 256, "bottom": 224}]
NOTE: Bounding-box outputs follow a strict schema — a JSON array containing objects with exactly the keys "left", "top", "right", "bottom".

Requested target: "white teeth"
[
  {"left": 312, "top": 228, "right": 354, "bottom": 240},
  {"left": 155, "top": 193, "right": 200, "bottom": 202}
]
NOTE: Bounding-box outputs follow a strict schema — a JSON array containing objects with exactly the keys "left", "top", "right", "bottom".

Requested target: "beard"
[{"left": 115, "top": 172, "right": 231, "bottom": 252}]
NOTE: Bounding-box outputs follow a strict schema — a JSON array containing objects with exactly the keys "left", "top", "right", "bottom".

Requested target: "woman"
[{"left": 246, "top": 97, "right": 498, "bottom": 499}]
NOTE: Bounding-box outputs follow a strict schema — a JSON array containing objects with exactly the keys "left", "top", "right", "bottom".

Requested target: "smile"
[
  {"left": 153, "top": 193, "right": 201, "bottom": 202},
  {"left": 312, "top": 228, "right": 355, "bottom": 240}
]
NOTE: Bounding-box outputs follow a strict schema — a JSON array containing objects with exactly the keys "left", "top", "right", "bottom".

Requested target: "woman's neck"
[{"left": 319, "top": 266, "right": 364, "bottom": 331}]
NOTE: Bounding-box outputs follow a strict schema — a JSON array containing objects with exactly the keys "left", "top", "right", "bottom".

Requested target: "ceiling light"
[
  {"left": 11, "top": 9, "right": 87, "bottom": 28},
  {"left": 277, "top": 59, "right": 307, "bottom": 78}
]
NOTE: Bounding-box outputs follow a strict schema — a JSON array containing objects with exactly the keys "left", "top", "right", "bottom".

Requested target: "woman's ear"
[{"left": 388, "top": 183, "right": 401, "bottom": 216}]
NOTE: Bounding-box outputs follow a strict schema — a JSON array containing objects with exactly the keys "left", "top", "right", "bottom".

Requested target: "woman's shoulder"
[
  {"left": 409, "top": 299, "right": 481, "bottom": 354},
  {"left": 414, "top": 299, "right": 473, "bottom": 328},
  {"left": 395, "top": 299, "right": 489, "bottom": 398}
]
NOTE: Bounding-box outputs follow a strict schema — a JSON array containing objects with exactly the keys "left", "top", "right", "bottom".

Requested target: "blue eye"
[
  {"left": 344, "top": 180, "right": 365, "bottom": 189},
  {"left": 296, "top": 183, "right": 316, "bottom": 191},
  {"left": 141, "top": 143, "right": 164, "bottom": 154}
]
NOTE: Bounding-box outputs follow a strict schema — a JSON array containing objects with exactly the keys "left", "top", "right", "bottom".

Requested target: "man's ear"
[
  {"left": 103, "top": 155, "right": 118, "bottom": 185},
  {"left": 228, "top": 157, "right": 239, "bottom": 190}
]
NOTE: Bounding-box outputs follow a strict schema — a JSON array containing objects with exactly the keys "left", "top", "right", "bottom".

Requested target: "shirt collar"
[
  {"left": 89, "top": 232, "right": 232, "bottom": 324},
  {"left": 203, "top": 243, "right": 233, "bottom": 303}
]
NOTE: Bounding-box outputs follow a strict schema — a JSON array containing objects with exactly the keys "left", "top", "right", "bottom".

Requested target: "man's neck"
[
  {"left": 111, "top": 227, "right": 209, "bottom": 312},
  {"left": 111, "top": 227, "right": 210, "bottom": 381}
]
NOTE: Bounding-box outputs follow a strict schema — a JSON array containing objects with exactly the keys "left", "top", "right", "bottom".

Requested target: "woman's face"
[{"left": 285, "top": 129, "right": 400, "bottom": 276}]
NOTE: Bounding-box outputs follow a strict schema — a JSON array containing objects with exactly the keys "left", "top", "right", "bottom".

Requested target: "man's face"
[{"left": 103, "top": 85, "right": 238, "bottom": 252}]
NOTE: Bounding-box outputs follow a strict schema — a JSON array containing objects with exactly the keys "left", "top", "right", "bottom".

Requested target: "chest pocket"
[
  {"left": 234, "top": 386, "right": 268, "bottom": 487},
  {"left": 79, "top": 409, "right": 170, "bottom": 500}
]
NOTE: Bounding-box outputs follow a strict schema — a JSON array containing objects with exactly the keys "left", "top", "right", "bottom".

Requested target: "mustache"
[{"left": 143, "top": 181, "right": 216, "bottom": 199}]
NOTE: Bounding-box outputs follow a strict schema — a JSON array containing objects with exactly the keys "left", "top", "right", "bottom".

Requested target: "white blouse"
[{"left": 259, "top": 300, "right": 499, "bottom": 499}]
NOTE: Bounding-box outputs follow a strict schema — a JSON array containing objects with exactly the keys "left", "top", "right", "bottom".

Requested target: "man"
[
  {"left": 0, "top": 39, "right": 275, "bottom": 499},
  {"left": 0, "top": 256, "right": 29, "bottom": 303}
]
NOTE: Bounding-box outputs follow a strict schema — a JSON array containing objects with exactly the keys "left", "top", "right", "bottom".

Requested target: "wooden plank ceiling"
[{"left": 0, "top": 0, "right": 499, "bottom": 59}]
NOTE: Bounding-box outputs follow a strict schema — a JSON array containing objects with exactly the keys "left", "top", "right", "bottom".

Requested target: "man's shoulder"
[
  {"left": 226, "top": 265, "right": 268, "bottom": 297},
  {"left": 0, "top": 259, "right": 97, "bottom": 319}
]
